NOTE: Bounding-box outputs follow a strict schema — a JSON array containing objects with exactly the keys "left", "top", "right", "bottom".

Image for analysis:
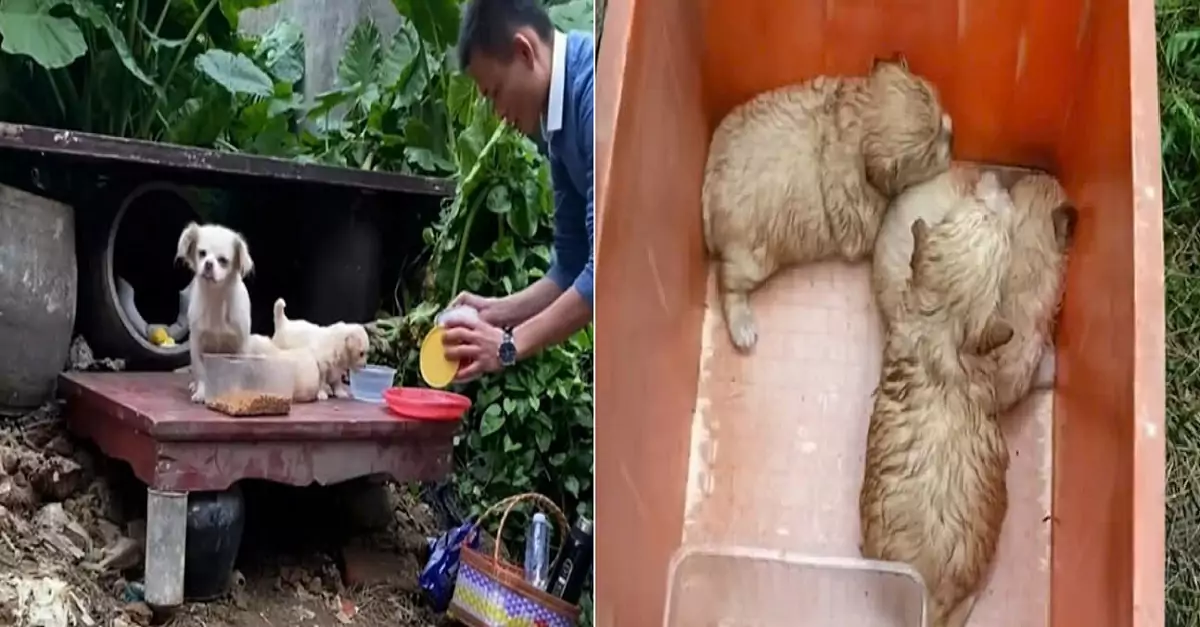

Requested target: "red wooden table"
[{"left": 58, "top": 371, "right": 459, "bottom": 607}]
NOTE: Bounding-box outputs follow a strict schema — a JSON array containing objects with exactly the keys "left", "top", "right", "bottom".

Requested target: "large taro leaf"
[
  {"left": 68, "top": 0, "right": 158, "bottom": 91},
  {"left": 194, "top": 49, "right": 273, "bottom": 98},
  {"left": 0, "top": 0, "right": 86, "bottom": 69},
  {"left": 218, "top": 0, "right": 281, "bottom": 31},
  {"left": 390, "top": 0, "right": 459, "bottom": 52},
  {"left": 380, "top": 20, "right": 418, "bottom": 88},
  {"left": 338, "top": 19, "right": 381, "bottom": 89},
  {"left": 254, "top": 19, "right": 304, "bottom": 84}
]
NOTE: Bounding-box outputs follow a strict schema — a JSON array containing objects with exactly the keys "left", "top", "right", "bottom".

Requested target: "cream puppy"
[
  {"left": 244, "top": 334, "right": 326, "bottom": 402},
  {"left": 872, "top": 168, "right": 1075, "bottom": 411},
  {"left": 873, "top": 167, "right": 1018, "bottom": 325},
  {"left": 703, "top": 56, "right": 954, "bottom": 351},
  {"left": 176, "top": 222, "right": 253, "bottom": 403},
  {"left": 270, "top": 299, "right": 369, "bottom": 398},
  {"left": 861, "top": 194, "right": 1014, "bottom": 627}
]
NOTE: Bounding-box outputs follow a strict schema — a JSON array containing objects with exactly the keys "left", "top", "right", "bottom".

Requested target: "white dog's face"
[{"left": 176, "top": 222, "right": 253, "bottom": 284}]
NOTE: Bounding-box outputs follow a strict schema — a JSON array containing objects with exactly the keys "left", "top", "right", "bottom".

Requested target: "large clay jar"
[
  {"left": 0, "top": 183, "right": 76, "bottom": 413},
  {"left": 184, "top": 484, "right": 246, "bottom": 602}
]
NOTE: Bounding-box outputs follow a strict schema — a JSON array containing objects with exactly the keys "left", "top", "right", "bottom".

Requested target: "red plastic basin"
[{"left": 383, "top": 387, "right": 471, "bottom": 421}]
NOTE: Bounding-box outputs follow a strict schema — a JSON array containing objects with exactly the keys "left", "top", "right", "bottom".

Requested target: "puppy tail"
[{"left": 273, "top": 298, "right": 288, "bottom": 330}]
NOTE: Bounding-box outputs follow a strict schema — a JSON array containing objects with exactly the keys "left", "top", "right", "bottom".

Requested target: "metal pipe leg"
[{"left": 144, "top": 488, "right": 188, "bottom": 607}]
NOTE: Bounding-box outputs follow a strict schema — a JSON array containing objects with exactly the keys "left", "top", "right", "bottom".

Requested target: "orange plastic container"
[{"left": 594, "top": 1, "right": 1165, "bottom": 626}]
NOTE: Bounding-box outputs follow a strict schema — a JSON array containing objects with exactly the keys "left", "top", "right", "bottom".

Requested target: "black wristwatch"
[{"left": 498, "top": 327, "right": 518, "bottom": 367}]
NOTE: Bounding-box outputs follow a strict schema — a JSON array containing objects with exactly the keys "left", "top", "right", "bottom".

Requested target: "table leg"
[{"left": 144, "top": 488, "right": 188, "bottom": 608}]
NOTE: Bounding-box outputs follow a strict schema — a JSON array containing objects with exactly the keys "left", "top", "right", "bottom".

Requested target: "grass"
[{"left": 1162, "top": 0, "right": 1200, "bottom": 624}]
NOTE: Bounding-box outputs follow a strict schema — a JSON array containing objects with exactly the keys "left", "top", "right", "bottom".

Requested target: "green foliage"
[
  {"left": 1162, "top": 0, "right": 1200, "bottom": 625},
  {"left": 365, "top": 0, "right": 595, "bottom": 528},
  {"left": 0, "top": 0, "right": 88, "bottom": 69},
  {"left": 366, "top": 1, "right": 595, "bottom": 620},
  {"left": 0, "top": 0, "right": 285, "bottom": 138}
]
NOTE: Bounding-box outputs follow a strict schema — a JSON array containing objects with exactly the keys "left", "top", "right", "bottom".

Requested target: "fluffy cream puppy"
[
  {"left": 244, "top": 334, "right": 325, "bottom": 402},
  {"left": 176, "top": 222, "right": 253, "bottom": 403},
  {"left": 270, "top": 299, "right": 369, "bottom": 398},
  {"left": 861, "top": 188, "right": 1014, "bottom": 627},
  {"left": 703, "top": 56, "right": 954, "bottom": 351},
  {"left": 872, "top": 168, "right": 1076, "bottom": 411}
]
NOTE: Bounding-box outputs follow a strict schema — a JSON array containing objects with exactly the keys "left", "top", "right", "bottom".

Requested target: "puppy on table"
[{"left": 175, "top": 222, "right": 253, "bottom": 403}]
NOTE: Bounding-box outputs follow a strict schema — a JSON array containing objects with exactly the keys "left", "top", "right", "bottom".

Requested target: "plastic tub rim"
[{"left": 662, "top": 544, "right": 929, "bottom": 627}]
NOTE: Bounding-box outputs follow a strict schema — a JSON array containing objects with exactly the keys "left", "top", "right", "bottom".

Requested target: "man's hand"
[
  {"left": 450, "top": 291, "right": 507, "bottom": 327},
  {"left": 440, "top": 315, "right": 508, "bottom": 382}
]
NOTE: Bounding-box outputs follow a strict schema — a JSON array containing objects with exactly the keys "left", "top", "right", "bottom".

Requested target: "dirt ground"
[{"left": 0, "top": 400, "right": 458, "bottom": 627}]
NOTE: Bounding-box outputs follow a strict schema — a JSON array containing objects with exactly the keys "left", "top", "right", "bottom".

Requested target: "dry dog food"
[{"left": 206, "top": 390, "right": 291, "bottom": 417}]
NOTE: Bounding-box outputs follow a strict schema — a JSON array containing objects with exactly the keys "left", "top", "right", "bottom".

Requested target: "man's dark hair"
[{"left": 457, "top": 0, "right": 555, "bottom": 71}]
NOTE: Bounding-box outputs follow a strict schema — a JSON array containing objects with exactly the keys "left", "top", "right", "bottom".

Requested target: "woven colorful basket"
[{"left": 448, "top": 493, "right": 581, "bottom": 627}]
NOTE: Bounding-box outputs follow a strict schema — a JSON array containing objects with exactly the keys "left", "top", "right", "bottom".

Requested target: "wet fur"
[
  {"left": 702, "top": 57, "right": 953, "bottom": 351},
  {"left": 872, "top": 165, "right": 988, "bottom": 326},
  {"left": 859, "top": 191, "right": 1013, "bottom": 627},
  {"left": 176, "top": 222, "right": 254, "bottom": 403},
  {"left": 992, "top": 174, "right": 1076, "bottom": 411},
  {"left": 872, "top": 168, "right": 1076, "bottom": 411},
  {"left": 270, "top": 299, "right": 369, "bottom": 398}
]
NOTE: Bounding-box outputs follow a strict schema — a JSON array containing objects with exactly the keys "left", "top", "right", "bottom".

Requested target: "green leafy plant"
[
  {"left": 0, "top": 0, "right": 284, "bottom": 138},
  {"left": 363, "top": 0, "right": 595, "bottom": 620}
]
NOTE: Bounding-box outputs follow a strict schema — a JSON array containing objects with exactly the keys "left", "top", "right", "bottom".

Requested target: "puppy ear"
[
  {"left": 1052, "top": 202, "right": 1078, "bottom": 251},
  {"left": 975, "top": 320, "right": 1014, "bottom": 355},
  {"left": 871, "top": 52, "right": 907, "bottom": 72},
  {"left": 176, "top": 222, "right": 199, "bottom": 268},
  {"left": 234, "top": 235, "right": 254, "bottom": 278},
  {"left": 909, "top": 219, "right": 929, "bottom": 274}
]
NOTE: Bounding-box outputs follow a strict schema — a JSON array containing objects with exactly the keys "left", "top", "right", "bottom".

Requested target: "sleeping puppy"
[
  {"left": 270, "top": 299, "right": 369, "bottom": 398},
  {"left": 244, "top": 334, "right": 326, "bottom": 402},
  {"left": 873, "top": 165, "right": 1010, "bottom": 327},
  {"left": 176, "top": 222, "right": 253, "bottom": 403},
  {"left": 872, "top": 168, "right": 1075, "bottom": 412},
  {"left": 703, "top": 56, "right": 954, "bottom": 351},
  {"left": 860, "top": 190, "right": 1013, "bottom": 627}
]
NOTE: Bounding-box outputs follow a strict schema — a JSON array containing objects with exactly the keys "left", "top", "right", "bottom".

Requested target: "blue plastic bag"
[{"left": 419, "top": 518, "right": 480, "bottom": 612}]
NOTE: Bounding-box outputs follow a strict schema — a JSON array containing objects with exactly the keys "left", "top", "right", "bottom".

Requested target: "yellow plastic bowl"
[{"left": 420, "top": 327, "right": 459, "bottom": 389}]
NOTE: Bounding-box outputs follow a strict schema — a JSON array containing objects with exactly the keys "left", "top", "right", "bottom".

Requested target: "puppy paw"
[
  {"left": 317, "top": 389, "right": 329, "bottom": 401},
  {"left": 190, "top": 382, "right": 207, "bottom": 404},
  {"left": 728, "top": 314, "right": 758, "bottom": 351},
  {"left": 722, "top": 294, "right": 758, "bottom": 352}
]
